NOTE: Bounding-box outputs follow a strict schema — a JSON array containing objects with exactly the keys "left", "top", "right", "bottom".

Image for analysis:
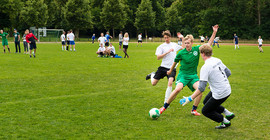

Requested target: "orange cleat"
[{"left": 191, "top": 110, "right": 201, "bottom": 116}]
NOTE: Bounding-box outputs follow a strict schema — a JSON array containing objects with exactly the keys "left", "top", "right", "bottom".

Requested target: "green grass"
[{"left": 0, "top": 42, "right": 269, "bottom": 139}]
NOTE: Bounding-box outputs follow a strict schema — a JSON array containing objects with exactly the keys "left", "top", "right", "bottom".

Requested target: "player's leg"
[
  {"left": 18, "top": 41, "right": 21, "bottom": 53},
  {"left": 140, "top": 41, "right": 142, "bottom": 47},
  {"left": 15, "top": 41, "right": 18, "bottom": 53},
  {"left": 34, "top": 48, "right": 36, "bottom": 58},
  {"left": 217, "top": 42, "right": 220, "bottom": 48},
  {"left": 164, "top": 77, "right": 174, "bottom": 103},
  {"left": 73, "top": 44, "right": 76, "bottom": 51},
  {"left": 7, "top": 45, "right": 10, "bottom": 53},
  {"left": 191, "top": 81, "right": 202, "bottom": 116},
  {"left": 3, "top": 45, "right": 6, "bottom": 53}
]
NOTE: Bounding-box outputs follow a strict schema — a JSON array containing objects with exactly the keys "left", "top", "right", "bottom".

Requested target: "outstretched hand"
[{"left": 212, "top": 25, "right": 219, "bottom": 32}]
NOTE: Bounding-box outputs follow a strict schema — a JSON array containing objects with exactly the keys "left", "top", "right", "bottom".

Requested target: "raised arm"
[{"left": 207, "top": 25, "right": 219, "bottom": 46}]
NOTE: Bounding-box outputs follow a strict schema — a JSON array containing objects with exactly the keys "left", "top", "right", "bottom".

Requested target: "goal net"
[{"left": 30, "top": 27, "right": 64, "bottom": 42}]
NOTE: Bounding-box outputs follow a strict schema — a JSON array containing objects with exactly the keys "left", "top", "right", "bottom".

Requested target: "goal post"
[{"left": 30, "top": 27, "right": 64, "bottom": 42}]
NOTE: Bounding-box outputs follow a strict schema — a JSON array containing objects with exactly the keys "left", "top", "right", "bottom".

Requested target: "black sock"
[
  {"left": 192, "top": 105, "right": 197, "bottom": 111},
  {"left": 164, "top": 103, "right": 170, "bottom": 109},
  {"left": 8, "top": 48, "right": 10, "bottom": 52},
  {"left": 4, "top": 49, "right": 5, "bottom": 53}
]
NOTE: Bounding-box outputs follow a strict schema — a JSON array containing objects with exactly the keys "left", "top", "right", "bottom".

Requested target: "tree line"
[{"left": 0, "top": 0, "right": 269, "bottom": 40}]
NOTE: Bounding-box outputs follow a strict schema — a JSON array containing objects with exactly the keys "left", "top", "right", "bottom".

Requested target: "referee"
[{"left": 180, "top": 44, "right": 235, "bottom": 129}]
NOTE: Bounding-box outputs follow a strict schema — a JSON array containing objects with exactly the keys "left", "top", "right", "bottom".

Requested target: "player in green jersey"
[
  {"left": 159, "top": 25, "right": 219, "bottom": 116},
  {"left": 0, "top": 29, "right": 11, "bottom": 53}
]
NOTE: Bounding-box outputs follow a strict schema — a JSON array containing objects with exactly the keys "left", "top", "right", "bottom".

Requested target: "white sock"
[
  {"left": 150, "top": 73, "right": 155, "bottom": 83},
  {"left": 238, "top": 45, "right": 239, "bottom": 48},
  {"left": 64, "top": 46, "right": 66, "bottom": 50},
  {"left": 223, "top": 117, "right": 230, "bottom": 123},
  {"left": 223, "top": 108, "right": 233, "bottom": 116},
  {"left": 235, "top": 45, "right": 236, "bottom": 49},
  {"left": 164, "top": 86, "right": 172, "bottom": 103},
  {"left": 74, "top": 48, "right": 75, "bottom": 51},
  {"left": 62, "top": 46, "right": 63, "bottom": 50}
]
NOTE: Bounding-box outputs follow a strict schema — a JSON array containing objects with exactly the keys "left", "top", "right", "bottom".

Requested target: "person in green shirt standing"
[
  {"left": 0, "top": 29, "right": 10, "bottom": 53},
  {"left": 159, "top": 25, "right": 219, "bottom": 116},
  {"left": 14, "top": 29, "right": 21, "bottom": 53}
]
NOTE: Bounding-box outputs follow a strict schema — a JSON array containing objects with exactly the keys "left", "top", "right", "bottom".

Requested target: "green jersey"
[
  {"left": 14, "top": 32, "right": 20, "bottom": 41},
  {"left": 174, "top": 45, "right": 200, "bottom": 75},
  {"left": 0, "top": 32, "right": 8, "bottom": 42}
]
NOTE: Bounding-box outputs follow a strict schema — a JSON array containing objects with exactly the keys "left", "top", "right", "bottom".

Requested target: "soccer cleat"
[
  {"left": 34, "top": 55, "right": 36, "bottom": 58},
  {"left": 146, "top": 72, "right": 154, "bottom": 80},
  {"left": 225, "top": 113, "right": 235, "bottom": 121},
  {"left": 159, "top": 107, "right": 166, "bottom": 114},
  {"left": 191, "top": 110, "right": 201, "bottom": 116},
  {"left": 30, "top": 55, "right": 32, "bottom": 58},
  {"left": 215, "top": 122, "right": 231, "bottom": 129}
]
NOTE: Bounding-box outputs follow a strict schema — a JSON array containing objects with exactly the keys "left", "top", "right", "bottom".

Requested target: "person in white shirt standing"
[
  {"left": 258, "top": 36, "right": 263, "bottom": 53},
  {"left": 199, "top": 35, "right": 205, "bottom": 45},
  {"left": 98, "top": 33, "right": 106, "bottom": 47},
  {"left": 123, "top": 32, "right": 129, "bottom": 58},
  {"left": 145, "top": 30, "right": 183, "bottom": 103},
  {"left": 69, "top": 30, "right": 75, "bottom": 51},
  {"left": 60, "top": 31, "right": 66, "bottom": 51},
  {"left": 119, "top": 31, "right": 123, "bottom": 50},
  {"left": 180, "top": 44, "right": 235, "bottom": 129},
  {"left": 137, "top": 33, "right": 143, "bottom": 47},
  {"left": 177, "top": 32, "right": 184, "bottom": 46}
]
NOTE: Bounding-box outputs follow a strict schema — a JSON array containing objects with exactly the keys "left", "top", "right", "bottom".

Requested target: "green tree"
[
  {"left": 152, "top": 0, "right": 166, "bottom": 32},
  {"left": 134, "top": 0, "right": 156, "bottom": 40},
  {"left": 165, "top": 0, "right": 182, "bottom": 36},
  {"left": 20, "top": 0, "right": 48, "bottom": 28},
  {"left": 65, "top": 0, "right": 92, "bottom": 39},
  {"left": 100, "top": 0, "right": 128, "bottom": 38}
]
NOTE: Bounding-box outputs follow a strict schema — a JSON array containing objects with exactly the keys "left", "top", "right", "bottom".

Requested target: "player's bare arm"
[
  {"left": 167, "top": 62, "right": 177, "bottom": 75},
  {"left": 156, "top": 48, "right": 174, "bottom": 60},
  {"left": 206, "top": 25, "right": 219, "bottom": 47}
]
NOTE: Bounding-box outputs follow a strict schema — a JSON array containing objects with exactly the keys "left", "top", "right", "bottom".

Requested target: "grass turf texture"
[{"left": 0, "top": 42, "right": 269, "bottom": 139}]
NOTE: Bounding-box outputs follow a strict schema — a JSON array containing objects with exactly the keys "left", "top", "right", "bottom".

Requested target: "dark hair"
[{"left": 162, "top": 30, "right": 171, "bottom": 37}]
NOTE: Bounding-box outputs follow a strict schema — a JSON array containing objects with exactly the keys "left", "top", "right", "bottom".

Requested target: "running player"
[
  {"left": 212, "top": 36, "right": 220, "bottom": 48},
  {"left": 14, "top": 29, "right": 21, "bottom": 53},
  {"left": 105, "top": 32, "right": 112, "bottom": 47},
  {"left": 233, "top": 34, "right": 239, "bottom": 49},
  {"left": 180, "top": 44, "right": 235, "bottom": 129},
  {"left": 177, "top": 32, "right": 184, "bottom": 46},
  {"left": 0, "top": 29, "right": 10, "bottom": 53},
  {"left": 25, "top": 29, "right": 39, "bottom": 58},
  {"left": 122, "top": 32, "right": 129, "bottom": 58},
  {"left": 199, "top": 35, "right": 205, "bottom": 45},
  {"left": 69, "top": 30, "right": 75, "bottom": 51},
  {"left": 145, "top": 30, "right": 183, "bottom": 103},
  {"left": 137, "top": 33, "right": 143, "bottom": 47},
  {"left": 159, "top": 25, "right": 219, "bottom": 116},
  {"left": 98, "top": 33, "right": 106, "bottom": 47},
  {"left": 119, "top": 31, "right": 123, "bottom": 50},
  {"left": 258, "top": 36, "right": 263, "bottom": 53},
  {"left": 60, "top": 31, "right": 66, "bottom": 51}
]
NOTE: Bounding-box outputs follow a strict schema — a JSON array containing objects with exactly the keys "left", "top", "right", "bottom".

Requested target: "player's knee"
[
  {"left": 201, "top": 107, "right": 208, "bottom": 116},
  {"left": 151, "top": 82, "right": 157, "bottom": 86}
]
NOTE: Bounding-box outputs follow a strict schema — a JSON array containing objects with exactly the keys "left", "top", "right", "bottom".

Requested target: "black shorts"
[
  {"left": 62, "top": 41, "right": 66, "bottom": 45},
  {"left": 201, "top": 40, "right": 204, "bottom": 43},
  {"left": 154, "top": 66, "right": 176, "bottom": 81},
  {"left": 259, "top": 44, "right": 262, "bottom": 47},
  {"left": 29, "top": 43, "right": 37, "bottom": 50},
  {"left": 138, "top": 40, "right": 142, "bottom": 43},
  {"left": 110, "top": 52, "right": 115, "bottom": 56},
  {"left": 67, "top": 41, "right": 70, "bottom": 45},
  {"left": 119, "top": 41, "right": 122, "bottom": 46},
  {"left": 105, "top": 42, "right": 109, "bottom": 46},
  {"left": 123, "top": 45, "right": 128, "bottom": 49}
]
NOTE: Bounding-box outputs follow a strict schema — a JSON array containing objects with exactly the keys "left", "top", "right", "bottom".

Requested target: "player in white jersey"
[
  {"left": 106, "top": 43, "right": 116, "bottom": 57},
  {"left": 258, "top": 36, "right": 263, "bottom": 53},
  {"left": 119, "top": 31, "right": 123, "bottom": 50},
  {"left": 137, "top": 33, "right": 143, "bottom": 47},
  {"left": 98, "top": 33, "right": 106, "bottom": 47},
  {"left": 212, "top": 37, "right": 220, "bottom": 48},
  {"left": 177, "top": 32, "right": 184, "bottom": 45},
  {"left": 180, "top": 44, "right": 235, "bottom": 129},
  {"left": 69, "top": 29, "right": 75, "bottom": 51},
  {"left": 146, "top": 30, "right": 183, "bottom": 103},
  {"left": 123, "top": 32, "right": 129, "bottom": 58},
  {"left": 96, "top": 43, "right": 106, "bottom": 57},
  {"left": 199, "top": 35, "right": 205, "bottom": 44},
  {"left": 60, "top": 31, "right": 66, "bottom": 51}
]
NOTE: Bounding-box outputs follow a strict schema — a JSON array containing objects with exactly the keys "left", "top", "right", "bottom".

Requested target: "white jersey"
[
  {"left": 200, "top": 36, "right": 205, "bottom": 41},
  {"left": 258, "top": 39, "right": 263, "bottom": 45},
  {"left": 155, "top": 42, "right": 183, "bottom": 69},
  {"left": 98, "top": 37, "right": 106, "bottom": 46},
  {"left": 97, "top": 47, "right": 105, "bottom": 52},
  {"left": 200, "top": 57, "right": 231, "bottom": 100},
  {"left": 138, "top": 35, "right": 142, "bottom": 41},
  {"left": 61, "top": 34, "right": 65, "bottom": 41},
  {"left": 214, "top": 37, "right": 219, "bottom": 42},
  {"left": 108, "top": 46, "right": 116, "bottom": 54},
  {"left": 123, "top": 37, "right": 129, "bottom": 45},
  {"left": 119, "top": 34, "right": 123, "bottom": 42},
  {"left": 69, "top": 33, "right": 75, "bottom": 41}
]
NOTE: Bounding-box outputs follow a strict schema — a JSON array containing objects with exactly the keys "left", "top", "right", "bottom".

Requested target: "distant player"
[
  {"left": 212, "top": 37, "right": 220, "bottom": 48},
  {"left": 233, "top": 34, "right": 239, "bottom": 49},
  {"left": 123, "top": 32, "right": 129, "bottom": 58},
  {"left": 205, "top": 36, "right": 209, "bottom": 42},
  {"left": 66, "top": 31, "right": 70, "bottom": 51},
  {"left": 159, "top": 25, "right": 219, "bottom": 116},
  {"left": 96, "top": 43, "right": 105, "bottom": 57},
  {"left": 69, "top": 30, "right": 75, "bottom": 51},
  {"left": 25, "top": 29, "right": 39, "bottom": 58},
  {"left": 145, "top": 30, "right": 183, "bottom": 103},
  {"left": 105, "top": 32, "right": 112, "bottom": 47},
  {"left": 258, "top": 36, "right": 263, "bottom": 53},
  {"left": 0, "top": 29, "right": 11, "bottom": 53},
  {"left": 180, "top": 44, "right": 235, "bottom": 129},
  {"left": 119, "top": 31, "right": 123, "bottom": 50},
  {"left": 14, "top": 29, "right": 21, "bottom": 53},
  {"left": 137, "top": 33, "right": 142, "bottom": 47},
  {"left": 106, "top": 43, "right": 116, "bottom": 57},
  {"left": 177, "top": 32, "right": 184, "bottom": 46},
  {"left": 22, "top": 31, "right": 29, "bottom": 54},
  {"left": 199, "top": 35, "right": 205, "bottom": 45},
  {"left": 60, "top": 31, "right": 66, "bottom": 51},
  {"left": 98, "top": 33, "right": 106, "bottom": 47},
  {"left": 92, "top": 34, "right": 95, "bottom": 44}
]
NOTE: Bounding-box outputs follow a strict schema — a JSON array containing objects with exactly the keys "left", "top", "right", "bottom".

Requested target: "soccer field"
[{"left": 0, "top": 42, "right": 269, "bottom": 139}]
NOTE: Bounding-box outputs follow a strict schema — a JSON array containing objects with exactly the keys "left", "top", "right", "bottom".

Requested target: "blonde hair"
[
  {"left": 200, "top": 44, "right": 212, "bottom": 57},
  {"left": 124, "top": 32, "right": 129, "bottom": 37},
  {"left": 183, "top": 34, "right": 194, "bottom": 42},
  {"left": 162, "top": 30, "right": 171, "bottom": 37}
]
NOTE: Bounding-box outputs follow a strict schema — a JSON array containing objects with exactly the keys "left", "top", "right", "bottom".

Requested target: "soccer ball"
[{"left": 149, "top": 108, "right": 160, "bottom": 120}]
